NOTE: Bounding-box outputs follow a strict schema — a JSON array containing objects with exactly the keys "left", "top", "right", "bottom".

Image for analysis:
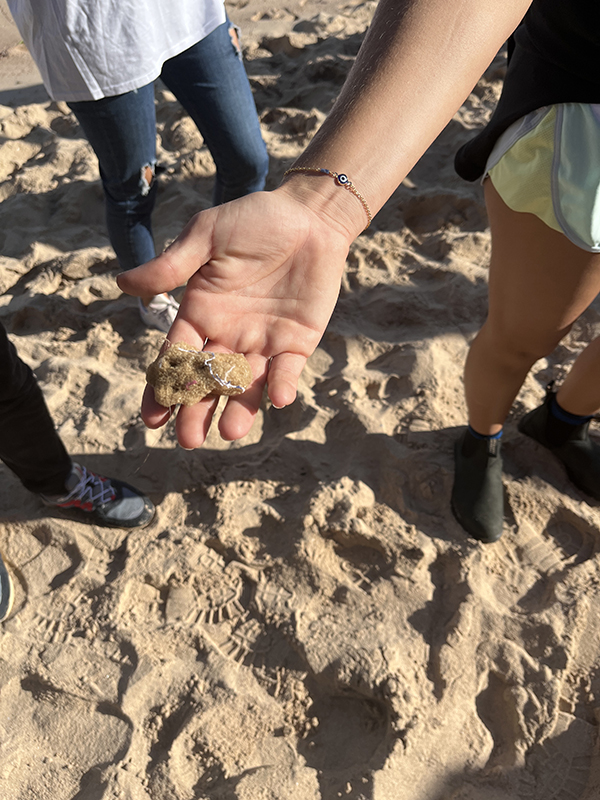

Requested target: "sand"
[{"left": 1, "top": 2, "right": 600, "bottom": 799}]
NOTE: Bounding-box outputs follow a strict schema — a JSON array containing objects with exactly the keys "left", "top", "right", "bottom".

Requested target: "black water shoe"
[
  {"left": 451, "top": 429, "right": 504, "bottom": 543},
  {"left": 518, "top": 386, "right": 600, "bottom": 501}
]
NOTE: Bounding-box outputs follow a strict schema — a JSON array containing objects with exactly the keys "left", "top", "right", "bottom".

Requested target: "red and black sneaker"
[{"left": 41, "top": 463, "right": 155, "bottom": 528}]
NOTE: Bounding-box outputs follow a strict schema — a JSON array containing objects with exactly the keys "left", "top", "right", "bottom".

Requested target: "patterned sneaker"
[
  {"left": 139, "top": 294, "right": 179, "bottom": 333},
  {"left": 40, "top": 463, "right": 155, "bottom": 528},
  {"left": 0, "top": 551, "right": 14, "bottom": 622}
]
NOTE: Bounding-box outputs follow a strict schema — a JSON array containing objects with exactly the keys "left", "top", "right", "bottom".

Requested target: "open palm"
[{"left": 117, "top": 189, "right": 352, "bottom": 447}]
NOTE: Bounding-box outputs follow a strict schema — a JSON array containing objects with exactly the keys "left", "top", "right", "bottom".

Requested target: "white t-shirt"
[{"left": 7, "top": 0, "right": 226, "bottom": 101}]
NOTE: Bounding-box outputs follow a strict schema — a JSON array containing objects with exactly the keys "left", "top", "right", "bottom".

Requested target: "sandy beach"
[{"left": 1, "top": 2, "right": 600, "bottom": 798}]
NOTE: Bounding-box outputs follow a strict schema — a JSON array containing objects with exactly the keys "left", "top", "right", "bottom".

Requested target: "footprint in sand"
[
  {"left": 10, "top": 525, "right": 86, "bottom": 641},
  {"left": 207, "top": 617, "right": 267, "bottom": 666},
  {"left": 164, "top": 546, "right": 246, "bottom": 626},
  {"left": 143, "top": 674, "right": 286, "bottom": 800},
  {"left": 200, "top": 581, "right": 299, "bottom": 669},
  {"left": 484, "top": 511, "right": 596, "bottom": 614},
  {"left": 298, "top": 682, "right": 391, "bottom": 799},
  {"left": 334, "top": 541, "right": 391, "bottom": 593},
  {"left": 307, "top": 476, "right": 395, "bottom": 594},
  {"left": 1, "top": 677, "right": 132, "bottom": 799},
  {"left": 517, "top": 713, "right": 595, "bottom": 800},
  {"left": 165, "top": 543, "right": 299, "bottom": 670},
  {"left": 31, "top": 606, "right": 77, "bottom": 645},
  {"left": 518, "top": 512, "right": 596, "bottom": 578}
]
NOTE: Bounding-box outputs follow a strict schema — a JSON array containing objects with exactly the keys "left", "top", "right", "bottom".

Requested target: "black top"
[{"left": 455, "top": 0, "right": 600, "bottom": 181}]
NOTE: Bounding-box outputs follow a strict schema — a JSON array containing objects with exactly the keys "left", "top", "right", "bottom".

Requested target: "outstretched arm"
[{"left": 118, "top": 0, "right": 531, "bottom": 448}]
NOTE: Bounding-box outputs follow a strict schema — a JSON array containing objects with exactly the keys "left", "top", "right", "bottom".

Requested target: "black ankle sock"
[
  {"left": 546, "top": 395, "right": 592, "bottom": 447},
  {"left": 462, "top": 425, "right": 502, "bottom": 457},
  {"left": 467, "top": 425, "right": 502, "bottom": 441},
  {"left": 550, "top": 395, "right": 592, "bottom": 425}
]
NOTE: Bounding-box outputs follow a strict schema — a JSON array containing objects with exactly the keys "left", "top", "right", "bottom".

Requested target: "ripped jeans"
[{"left": 68, "top": 19, "right": 268, "bottom": 270}]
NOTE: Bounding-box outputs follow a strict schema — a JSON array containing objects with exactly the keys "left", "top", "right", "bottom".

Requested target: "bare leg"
[
  {"left": 556, "top": 337, "right": 600, "bottom": 416},
  {"left": 464, "top": 180, "right": 600, "bottom": 434},
  {"left": 453, "top": 181, "right": 600, "bottom": 543}
]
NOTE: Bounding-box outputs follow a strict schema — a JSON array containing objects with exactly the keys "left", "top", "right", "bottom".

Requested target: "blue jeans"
[{"left": 68, "top": 20, "right": 268, "bottom": 270}]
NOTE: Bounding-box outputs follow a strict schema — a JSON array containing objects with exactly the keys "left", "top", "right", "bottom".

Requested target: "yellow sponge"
[{"left": 146, "top": 341, "right": 252, "bottom": 407}]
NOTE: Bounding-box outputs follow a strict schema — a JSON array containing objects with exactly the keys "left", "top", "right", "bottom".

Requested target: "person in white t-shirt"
[{"left": 8, "top": 0, "right": 269, "bottom": 332}]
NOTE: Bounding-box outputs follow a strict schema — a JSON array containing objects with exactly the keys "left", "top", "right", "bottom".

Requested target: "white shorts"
[{"left": 485, "top": 103, "right": 600, "bottom": 252}]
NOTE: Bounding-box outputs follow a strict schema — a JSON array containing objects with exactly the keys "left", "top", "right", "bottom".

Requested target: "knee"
[
  {"left": 228, "top": 23, "right": 243, "bottom": 61},
  {"left": 103, "top": 161, "right": 157, "bottom": 205},
  {"left": 216, "top": 145, "right": 268, "bottom": 202},
  {"left": 233, "top": 139, "right": 269, "bottom": 183},
  {"left": 481, "top": 320, "right": 571, "bottom": 365},
  {"left": 249, "top": 146, "right": 269, "bottom": 185}
]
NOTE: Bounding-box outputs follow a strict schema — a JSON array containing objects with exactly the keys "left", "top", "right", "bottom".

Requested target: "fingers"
[
  {"left": 141, "top": 343, "right": 270, "bottom": 447},
  {"left": 175, "top": 396, "right": 220, "bottom": 449},
  {"left": 116, "top": 252, "right": 184, "bottom": 298},
  {"left": 218, "top": 354, "right": 269, "bottom": 441},
  {"left": 141, "top": 383, "right": 221, "bottom": 449},
  {"left": 212, "top": 352, "right": 305, "bottom": 444},
  {"left": 139, "top": 334, "right": 310, "bottom": 446},
  {"left": 266, "top": 352, "right": 307, "bottom": 409},
  {"left": 165, "top": 318, "right": 207, "bottom": 349},
  {"left": 174, "top": 351, "right": 269, "bottom": 445},
  {"left": 140, "top": 384, "right": 172, "bottom": 428},
  {"left": 140, "top": 325, "right": 207, "bottom": 429},
  {"left": 140, "top": 347, "right": 307, "bottom": 447}
]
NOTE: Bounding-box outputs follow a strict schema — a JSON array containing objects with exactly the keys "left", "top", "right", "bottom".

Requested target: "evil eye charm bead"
[{"left": 281, "top": 166, "right": 372, "bottom": 230}]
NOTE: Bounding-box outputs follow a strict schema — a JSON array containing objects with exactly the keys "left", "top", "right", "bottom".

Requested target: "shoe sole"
[{"left": 49, "top": 500, "right": 157, "bottom": 529}]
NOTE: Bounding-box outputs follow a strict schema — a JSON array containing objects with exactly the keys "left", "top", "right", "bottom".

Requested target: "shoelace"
[
  {"left": 153, "top": 302, "right": 178, "bottom": 327},
  {"left": 57, "top": 466, "right": 115, "bottom": 508}
]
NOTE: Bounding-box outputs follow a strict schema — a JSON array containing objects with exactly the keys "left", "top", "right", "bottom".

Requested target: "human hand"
[{"left": 117, "top": 188, "right": 354, "bottom": 448}]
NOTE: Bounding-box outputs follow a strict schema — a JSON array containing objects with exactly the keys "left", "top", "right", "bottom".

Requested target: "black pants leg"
[{"left": 0, "top": 323, "right": 71, "bottom": 495}]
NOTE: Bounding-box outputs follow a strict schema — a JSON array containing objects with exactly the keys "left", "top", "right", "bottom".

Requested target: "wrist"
[
  {"left": 277, "top": 168, "right": 371, "bottom": 242},
  {"left": 284, "top": 167, "right": 372, "bottom": 229}
]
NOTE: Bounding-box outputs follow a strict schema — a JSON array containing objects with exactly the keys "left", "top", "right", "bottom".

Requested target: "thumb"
[{"left": 117, "top": 210, "right": 216, "bottom": 296}]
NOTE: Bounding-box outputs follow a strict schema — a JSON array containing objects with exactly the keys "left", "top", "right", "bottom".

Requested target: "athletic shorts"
[{"left": 484, "top": 103, "right": 600, "bottom": 252}]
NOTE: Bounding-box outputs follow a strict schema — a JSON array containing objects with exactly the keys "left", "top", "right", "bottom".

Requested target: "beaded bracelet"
[{"left": 283, "top": 167, "right": 372, "bottom": 230}]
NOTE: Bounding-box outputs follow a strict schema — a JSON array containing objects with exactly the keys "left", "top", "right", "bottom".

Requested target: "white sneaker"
[{"left": 139, "top": 294, "right": 179, "bottom": 333}]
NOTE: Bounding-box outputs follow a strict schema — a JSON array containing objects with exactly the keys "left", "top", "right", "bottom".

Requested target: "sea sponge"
[{"left": 146, "top": 341, "right": 252, "bottom": 407}]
